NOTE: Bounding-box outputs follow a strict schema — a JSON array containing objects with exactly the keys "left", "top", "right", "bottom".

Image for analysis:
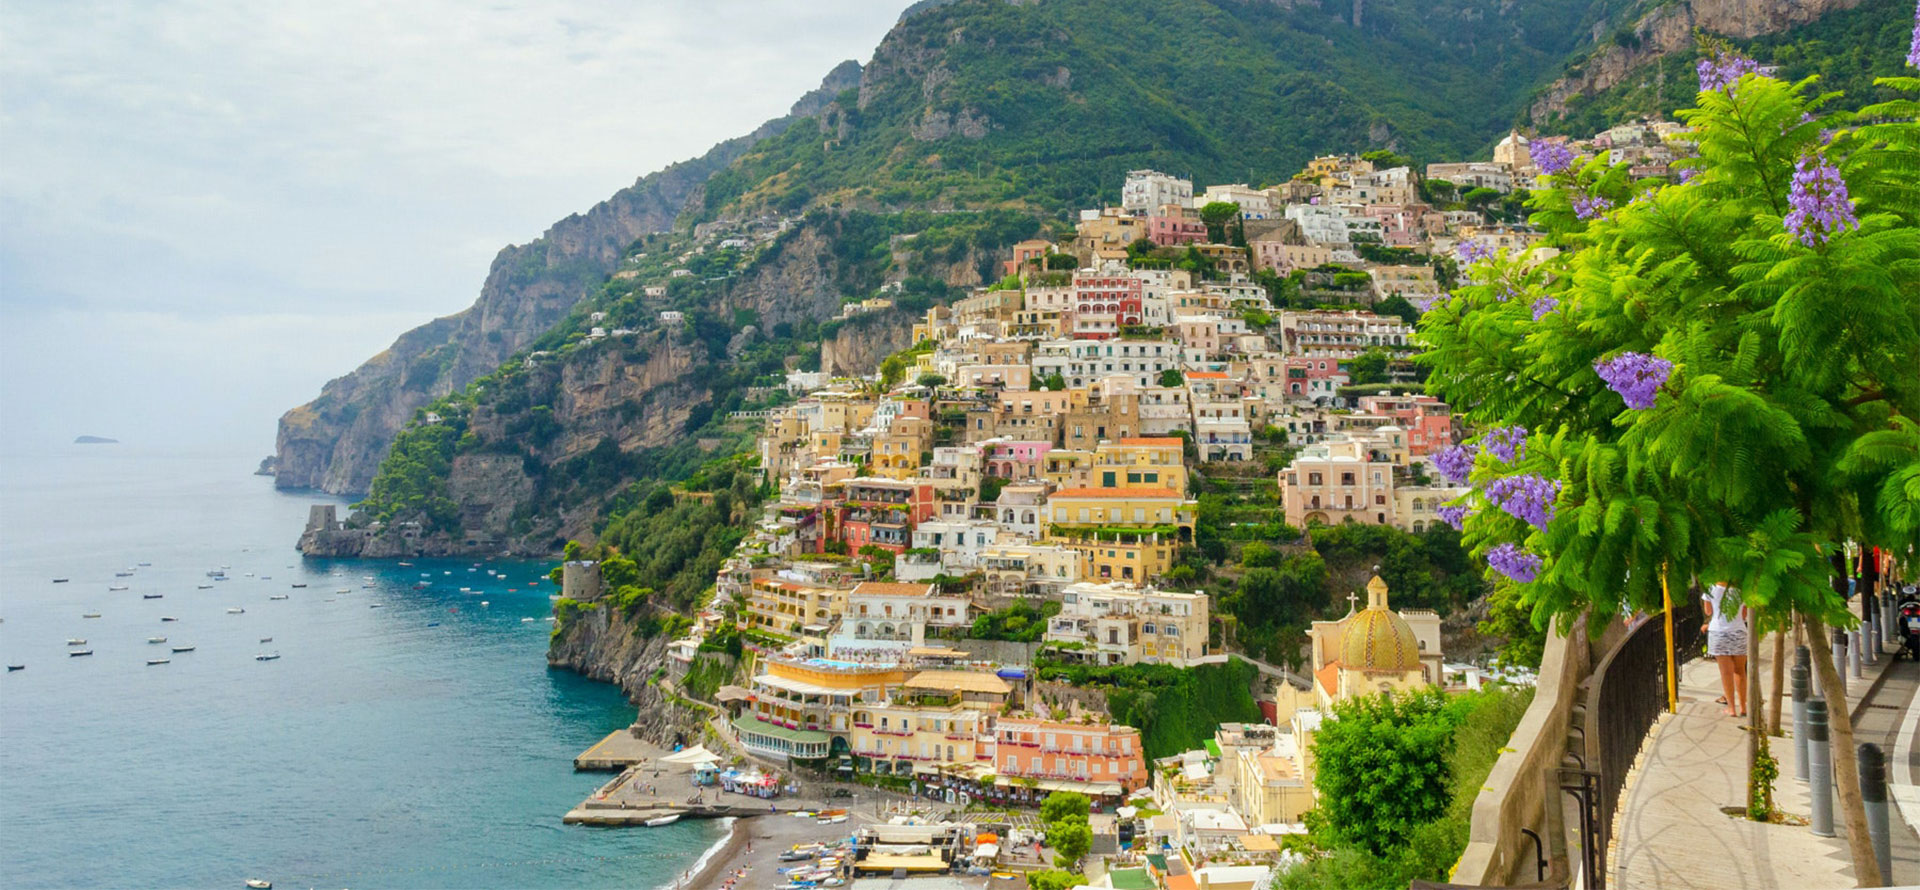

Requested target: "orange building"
[{"left": 991, "top": 717, "right": 1149, "bottom": 796}]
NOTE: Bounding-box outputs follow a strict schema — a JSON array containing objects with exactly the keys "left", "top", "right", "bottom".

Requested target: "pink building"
[
  {"left": 1145, "top": 214, "right": 1207, "bottom": 247},
  {"left": 1355, "top": 394, "right": 1454, "bottom": 456},
  {"left": 1278, "top": 438, "right": 1397, "bottom": 526},
  {"left": 985, "top": 440, "right": 1053, "bottom": 482},
  {"left": 1072, "top": 271, "right": 1144, "bottom": 339},
  {"left": 1281, "top": 356, "right": 1348, "bottom": 402},
  {"left": 991, "top": 717, "right": 1149, "bottom": 795}
]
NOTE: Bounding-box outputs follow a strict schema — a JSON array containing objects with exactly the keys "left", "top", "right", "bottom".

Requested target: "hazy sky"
[{"left": 0, "top": 0, "right": 905, "bottom": 455}]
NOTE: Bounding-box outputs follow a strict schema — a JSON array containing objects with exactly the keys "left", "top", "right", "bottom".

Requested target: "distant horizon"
[{"left": 0, "top": 0, "right": 908, "bottom": 455}]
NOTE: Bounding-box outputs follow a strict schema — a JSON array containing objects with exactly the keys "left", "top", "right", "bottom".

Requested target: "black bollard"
[
  {"left": 1809, "top": 699, "right": 1834, "bottom": 837},
  {"left": 1833, "top": 629, "right": 1849, "bottom": 697},
  {"left": 1792, "top": 658, "right": 1811, "bottom": 783},
  {"left": 1861, "top": 743, "right": 1892, "bottom": 885}
]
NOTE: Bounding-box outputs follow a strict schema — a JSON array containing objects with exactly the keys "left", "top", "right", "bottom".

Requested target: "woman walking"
[{"left": 1702, "top": 581, "right": 1750, "bottom": 717}]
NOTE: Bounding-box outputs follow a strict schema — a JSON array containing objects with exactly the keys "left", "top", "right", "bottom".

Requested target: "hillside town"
[{"left": 554, "top": 126, "right": 1675, "bottom": 889}]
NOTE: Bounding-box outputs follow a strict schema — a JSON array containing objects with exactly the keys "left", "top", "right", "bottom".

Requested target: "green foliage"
[
  {"left": 1749, "top": 731, "right": 1779, "bottom": 821},
  {"left": 1344, "top": 348, "right": 1392, "bottom": 386},
  {"left": 1158, "top": 368, "right": 1185, "bottom": 388},
  {"left": 1025, "top": 870, "right": 1087, "bottom": 890},
  {"left": 917, "top": 372, "right": 948, "bottom": 388},
  {"left": 1421, "top": 75, "right": 1920, "bottom": 630},
  {"left": 357, "top": 418, "right": 465, "bottom": 530},
  {"left": 1046, "top": 817, "right": 1092, "bottom": 869},
  {"left": 1040, "top": 658, "right": 1264, "bottom": 760},
  {"left": 1042, "top": 373, "right": 1068, "bottom": 391},
  {"left": 683, "top": 656, "right": 735, "bottom": 702},
  {"left": 970, "top": 599, "right": 1060, "bottom": 641},
  {"left": 1040, "top": 792, "right": 1092, "bottom": 825},
  {"left": 1476, "top": 583, "right": 1548, "bottom": 668}
]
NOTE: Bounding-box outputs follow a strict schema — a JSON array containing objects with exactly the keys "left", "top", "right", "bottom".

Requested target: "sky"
[{"left": 0, "top": 0, "right": 907, "bottom": 456}]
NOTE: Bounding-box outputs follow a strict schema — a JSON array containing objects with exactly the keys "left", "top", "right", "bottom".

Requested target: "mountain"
[{"left": 283, "top": 0, "right": 1886, "bottom": 555}]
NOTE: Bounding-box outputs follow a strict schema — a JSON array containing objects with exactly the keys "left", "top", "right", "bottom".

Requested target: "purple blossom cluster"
[
  {"left": 1696, "top": 48, "right": 1760, "bottom": 93},
  {"left": 1481, "top": 426, "right": 1529, "bottom": 463},
  {"left": 1784, "top": 155, "right": 1859, "bottom": 247},
  {"left": 1435, "top": 505, "right": 1473, "bottom": 531},
  {"left": 1571, "top": 193, "right": 1614, "bottom": 221},
  {"left": 1408, "top": 293, "right": 1440, "bottom": 313},
  {"left": 1455, "top": 239, "right": 1494, "bottom": 264},
  {"left": 1909, "top": 0, "right": 1918, "bottom": 69},
  {"left": 1594, "top": 351, "right": 1673, "bottom": 410},
  {"left": 1486, "top": 543, "right": 1543, "bottom": 583},
  {"left": 1531, "top": 296, "right": 1560, "bottom": 320},
  {"left": 1433, "top": 444, "right": 1477, "bottom": 485},
  {"left": 1676, "top": 165, "right": 1699, "bottom": 184},
  {"left": 1532, "top": 140, "right": 1575, "bottom": 176},
  {"left": 1484, "top": 473, "right": 1563, "bottom": 529},
  {"left": 1495, "top": 284, "right": 1519, "bottom": 303}
]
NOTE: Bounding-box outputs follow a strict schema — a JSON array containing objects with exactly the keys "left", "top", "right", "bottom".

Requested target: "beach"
[{"left": 666, "top": 810, "right": 845, "bottom": 890}]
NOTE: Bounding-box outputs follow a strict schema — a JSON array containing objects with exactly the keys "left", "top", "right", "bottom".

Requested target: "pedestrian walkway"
[{"left": 1611, "top": 630, "right": 1920, "bottom": 889}]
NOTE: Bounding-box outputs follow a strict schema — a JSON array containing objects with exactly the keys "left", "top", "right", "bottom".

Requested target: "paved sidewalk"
[{"left": 1611, "top": 629, "right": 1919, "bottom": 889}]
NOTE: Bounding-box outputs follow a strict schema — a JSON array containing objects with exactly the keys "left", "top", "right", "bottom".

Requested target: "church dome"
[{"left": 1338, "top": 576, "right": 1421, "bottom": 673}]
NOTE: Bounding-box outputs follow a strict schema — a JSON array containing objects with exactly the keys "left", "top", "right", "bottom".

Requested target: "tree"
[
  {"left": 916, "top": 372, "right": 947, "bottom": 388},
  {"left": 1043, "top": 373, "right": 1068, "bottom": 391},
  {"left": 1158, "top": 368, "right": 1185, "bottom": 388},
  {"left": 1307, "top": 689, "right": 1460, "bottom": 856},
  {"left": 1344, "top": 348, "right": 1391, "bottom": 386},
  {"left": 1423, "top": 178, "right": 1459, "bottom": 205},
  {"left": 1362, "top": 149, "right": 1414, "bottom": 171},
  {"left": 1418, "top": 74, "right": 1919, "bottom": 884},
  {"left": 1026, "top": 871, "right": 1086, "bottom": 890},
  {"left": 1373, "top": 295, "right": 1421, "bottom": 326},
  {"left": 1046, "top": 817, "right": 1092, "bottom": 869},
  {"left": 1460, "top": 186, "right": 1501, "bottom": 209},
  {"left": 1199, "top": 201, "right": 1241, "bottom": 242},
  {"left": 1040, "top": 791, "right": 1092, "bottom": 825}
]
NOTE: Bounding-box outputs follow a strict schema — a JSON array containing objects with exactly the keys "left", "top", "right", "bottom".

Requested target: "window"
[
  {"left": 1308, "top": 472, "right": 1323, "bottom": 485},
  {"left": 1341, "top": 472, "right": 1355, "bottom": 486}
]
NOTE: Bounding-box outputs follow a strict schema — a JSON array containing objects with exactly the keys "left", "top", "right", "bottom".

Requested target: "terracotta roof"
[
  {"left": 1186, "top": 371, "right": 1229, "bottom": 379},
  {"left": 1050, "top": 487, "right": 1185, "bottom": 499},
  {"left": 1117, "top": 437, "right": 1184, "bottom": 447},
  {"left": 1315, "top": 660, "right": 1340, "bottom": 697},
  {"left": 851, "top": 581, "right": 936, "bottom": 597},
  {"left": 906, "top": 670, "right": 1012, "bottom": 695}
]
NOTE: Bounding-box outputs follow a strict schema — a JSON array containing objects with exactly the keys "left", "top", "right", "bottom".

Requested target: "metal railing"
[{"left": 1580, "top": 599, "right": 1705, "bottom": 888}]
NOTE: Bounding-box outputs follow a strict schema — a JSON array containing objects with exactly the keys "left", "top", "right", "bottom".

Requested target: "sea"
[{"left": 0, "top": 445, "right": 724, "bottom": 889}]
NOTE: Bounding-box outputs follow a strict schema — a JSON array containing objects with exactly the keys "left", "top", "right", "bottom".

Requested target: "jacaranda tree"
[{"left": 1419, "top": 62, "right": 1920, "bottom": 884}]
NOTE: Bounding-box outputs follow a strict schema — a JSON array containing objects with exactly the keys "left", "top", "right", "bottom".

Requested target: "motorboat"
[
  {"left": 269, "top": 595, "right": 289, "bottom": 601},
  {"left": 161, "top": 616, "right": 178, "bottom": 622},
  {"left": 334, "top": 588, "right": 349, "bottom": 594},
  {"left": 6, "top": 664, "right": 22, "bottom": 671},
  {"left": 143, "top": 594, "right": 163, "bottom": 599},
  {"left": 147, "top": 658, "right": 170, "bottom": 666},
  {"left": 170, "top": 645, "right": 195, "bottom": 652},
  {"left": 115, "top": 571, "right": 134, "bottom": 577},
  {"left": 245, "top": 879, "right": 272, "bottom": 889},
  {"left": 197, "top": 584, "right": 213, "bottom": 589},
  {"left": 137, "top": 562, "right": 151, "bottom": 567},
  {"left": 107, "top": 585, "right": 128, "bottom": 591},
  {"left": 521, "top": 617, "right": 535, "bottom": 623},
  {"left": 51, "top": 578, "right": 69, "bottom": 583},
  {"left": 369, "top": 603, "right": 383, "bottom": 609},
  {"left": 227, "top": 607, "right": 245, "bottom": 614},
  {"left": 426, "top": 622, "right": 440, "bottom": 627},
  {"left": 289, "top": 583, "right": 306, "bottom": 588},
  {"left": 82, "top": 612, "right": 101, "bottom": 619},
  {"left": 397, "top": 562, "right": 413, "bottom": 567},
  {"left": 68, "top": 649, "right": 93, "bottom": 657},
  {"left": 479, "top": 601, "right": 489, "bottom": 606},
  {"left": 644, "top": 814, "right": 681, "bottom": 827},
  {"left": 66, "top": 638, "right": 87, "bottom": 646},
  {"left": 259, "top": 637, "right": 272, "bottom": 643},
  {"left": 255, "top": 653, "right": 280, "bottom": 661},
  {"left": 148, "top": 637, "right": 167, "bottom": 644}
]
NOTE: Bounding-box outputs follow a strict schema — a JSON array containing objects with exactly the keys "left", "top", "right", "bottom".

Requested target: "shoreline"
[{"left": 661, "top": 815, "right": 745, "bottom": 890}]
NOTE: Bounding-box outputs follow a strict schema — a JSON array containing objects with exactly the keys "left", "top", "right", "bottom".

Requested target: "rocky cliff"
[
  {"left": 1527, "top": 0, "right": 1866, "bottom": 124},
  {"left": 547, "top": 603, "right": 712, "bottom": 747},
  {"left": 273, "top": 62, "right": 864, "bottom": 495}
]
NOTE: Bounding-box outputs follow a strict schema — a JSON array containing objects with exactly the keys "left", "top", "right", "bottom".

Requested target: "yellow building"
[
  {"left": 746, "top": 577, "right": 850, "bottom": 636},
  {"left": 1091, "top": 437, "right": 1188, "bottom": 493},
  {"left": 740, "top": 656, "right": 910, "bottom": 761},
  {"left": 1045, "top": 487, "right": 1195, "bottom": 582},
  {"left": 1232, "top": 714, "right": 1317, "bottom": 826},
  {"left": 848, "top": 670, "right": 1012, "bottom": 777},
  {"left": 873, "top": 415, "right": 931, "bottom": 480},
  {"left": 1306, "top": 576, "right": 1442, "bottom": 707}
]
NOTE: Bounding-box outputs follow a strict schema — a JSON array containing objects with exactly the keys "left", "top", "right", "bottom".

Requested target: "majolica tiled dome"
[{"left": 1339, "top": 576, "right": 1421, "bottom": 673}]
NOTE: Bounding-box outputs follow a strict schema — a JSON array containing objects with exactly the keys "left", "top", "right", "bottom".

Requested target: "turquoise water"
[{"left": 0, "top": 447, "right": 722, "bottom": 888}]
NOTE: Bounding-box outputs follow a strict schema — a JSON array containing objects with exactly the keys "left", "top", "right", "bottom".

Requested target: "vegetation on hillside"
[{"left": 1037, "top": 658, "right": 1265, "bottom": 760}]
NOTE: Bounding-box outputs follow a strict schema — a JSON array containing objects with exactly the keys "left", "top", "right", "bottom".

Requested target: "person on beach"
[{"left": 1701, "top": 581, "right": 1749, "bottom": 717}]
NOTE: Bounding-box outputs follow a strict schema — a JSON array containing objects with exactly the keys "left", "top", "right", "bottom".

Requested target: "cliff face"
[
  {"left": 272, "top": 62, "right": 863, "bottom": 495},
  {"left": 547, "top": 604, "right": 712, "bottom": 747},
  {"left": 1527, "top": 0, "right": 1864, "bottom": 123}
]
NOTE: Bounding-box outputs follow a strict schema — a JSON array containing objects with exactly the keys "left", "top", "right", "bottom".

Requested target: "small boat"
[
  {"left": 269, "top": 595, "right": 289, "bottom": 601},
  {"left": 258, "top": 638, "right": 272, "bottom": 644},
  {"left": 82, "top": 612, "right": 101, "bottom": 619},
  {"left": 68, "top": 649, "right": 93, "bottom": 657},
  {"left": 51, "top": 578, "right": 69, "bottom": 583},
  {"left": 369, "top": 603, "right": 383, "bottom": 609},
  {"left": 197, "top": 584, "right": 213, "bottom": 589},
  {"left": 246, "top": 879, "right": 272, "bottom": 889},
  {"left": 426, "top": 622, "right": 440, "bottom": 627},
  {"left": 147, "top": 658, "right": 170, "bottom": 666},
  {"left": 6, "top": 664, "right": 22, "bottom": 671},
  {"left": 137, "top": 562, "right": 151, "bottom": 567},
  {"left": 260, "top": 576, "right": 271, "bottom": 580},
  {"left": 243, "top": 572, "right": 254, "bottom": 577},
  {"left": 171, "top": 645, "right": 195, "bottom": 653},
  {"left": 148, "top": 637, "right": 167, "bottom": 644},
  {"left": 459, "top": 587, "right": 471, "bottom": 593},
  {"left": 479, "top": 601, "right": 489, "bottom": 606},
  {"left": 115, "top": 571, "right": 134, "bottom": 577},
  {"left": 107, "top": 585, "right": 128, "bottom": 591},
  {"left": 412, "top": 582, "right": 428, "bottom": 589},
  {"left": 521, "top": 617, "right": 535, "bottom": 623},
  {"left": 227, "top": 607, "right": 245, "bottom": 614},
  {"left": 644, "top": 814, "right": 681, "bottom": 827},
  {"left": 67, "top": 638, "right": 87, "bottom": 646},
  {"left": 255, "top": 653, "right": 280, "bottom": 661},
  {"left": 161, "top": 616, "right": 178, "bottom": 622},
  {"left": 289, "top": 583, "right": 306, "bottom": 589},
  {"left": 143, "top": 594, "right": 163, "bottom": 599},
  {"left": 205, "top": 570, "right": 225, "bottom": 578},
  {"left": 398, "top": 561, "right": 413, "bottom": 567}
]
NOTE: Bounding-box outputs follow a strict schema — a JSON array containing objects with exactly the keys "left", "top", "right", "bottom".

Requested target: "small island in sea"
[{"left": 73, "top": 435, "right": 119, "bottom": 444}]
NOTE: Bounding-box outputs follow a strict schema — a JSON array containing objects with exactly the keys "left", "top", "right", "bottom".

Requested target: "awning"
[
  {"left": 732, "top": 715, "right": 830, "bottom": 745},
  {"left": 661, "top": 745, "right": 722, "bottom": 765},
  {"left": 855, "top": 853, "right": 947, "bottom": 873}
]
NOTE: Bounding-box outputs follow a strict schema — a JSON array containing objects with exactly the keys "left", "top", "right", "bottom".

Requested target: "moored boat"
[
  {"left": 147, "top": 658, "right": 170, "bottom": 666},
  {"left": 289, "top": 583, "right": 306, "bottom": 588},
  {"left": 255, "top": 653, "right": 280, "bottom": 661},
  {"left": 161, "top": 616, "right": 178, "bottom": 622},
  {"left": 66, "top": 638, "right": 86, "bottom": 646},
  {"left": 148, "top": 637, "right": 167, "bottom": 644},
  {"left": 6, "top": 664, "right": 22, "bottom": 671},
  {"left": 143, "top": 594, "right": 163, "bottom": 599},
  {"left": 269, "top": 594, "right": 288, "bottom": 600},
  {"left": 245, "top": 879, "right": 272, "bottom": 889},
  {"left": 107, "top": 585, "right": 128, "bottom": 591},
  {"left": 170, "top": 645, "right": 195, "bottom": 652},
  {"left": 68, "top": 649, "right": 93, "bottom": 657},
  {"left": 644, "top": 814, "right": 681, "bottom": 827},
  {"left": 81, "top": 612, "right": 101, "bottom": 618},
  {"left": 51, "top": 578, "right": 68, "bottom": 583},
  {"left": 226, "top": 607, "right": 245, "bottom": 614}
]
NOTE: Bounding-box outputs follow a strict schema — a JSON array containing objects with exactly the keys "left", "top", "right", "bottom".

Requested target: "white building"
[{"left": 1122, "top": 170, "right": 1195, "bottom": 213}]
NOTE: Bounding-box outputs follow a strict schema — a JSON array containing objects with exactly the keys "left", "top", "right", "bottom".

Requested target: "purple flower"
[
  {"left": 1433, "top": 444, "right": 1477, "bottom": 485},
  {"left": 1532, "top": 141, "right": 1575, "bottom": 176},
  {"left": 1495, "top": 284, "right": 1519, "bottom": 303},
  {"left": 1697, "top": 47, "right": 1761, "bottom": 93},
  {"left": 1676, "top": 165, "right": 1699, "bottom": 184},
  {"left": 1481, "top": 426, "right": 1528, "bottom": 463},
  {"left": 1484, "top": 473, "right": 1563, "bottom": 529},
  {"left": 1909, "top": 0, "right": 1918, "bottom": 69},
  {"left": 1594, "top": 352, "right": 1673, "bottom": 410},
  {"left": 1486, "top": 543, "right": 1543, "bottom": 583},
  {"left": 1435, "top": 505, "right": 1472, "bottom": 531},
  {"left": 1784, "top": 154, "right": 1859, "bottom": 247},
  {"left": 1531, "top": 296, "right": 1559, "bottom": 320},
  {"left": 1456, "top": 239, "right": 1494, "bottom": 265},
  {"left": 1570, "top": 193, "right": 1613, "bottom": 221},
  {"left": 1408, "top": 293, "right": 1440, "bottom": 313}
]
